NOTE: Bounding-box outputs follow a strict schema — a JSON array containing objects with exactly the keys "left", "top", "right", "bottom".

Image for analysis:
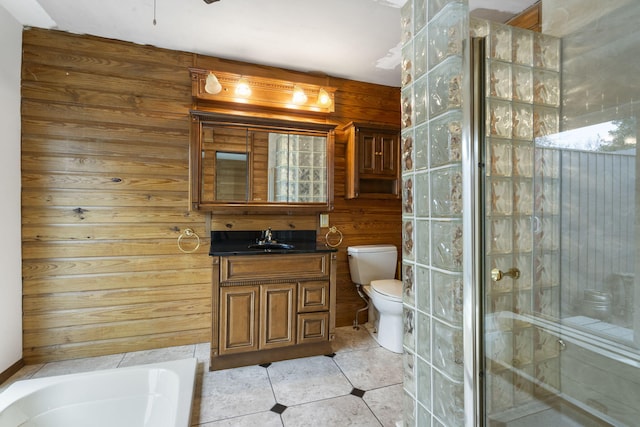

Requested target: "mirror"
[
  {"left": 215, "top": 151, "right": 249, "bottom": 201},
  {"left": 190, "top": 112, "right": 335, "bottom": 212}
]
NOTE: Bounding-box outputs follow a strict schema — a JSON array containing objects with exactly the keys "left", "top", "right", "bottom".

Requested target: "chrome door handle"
[{"left": 491, "top": 267, "right": 520, "bottom": 281}]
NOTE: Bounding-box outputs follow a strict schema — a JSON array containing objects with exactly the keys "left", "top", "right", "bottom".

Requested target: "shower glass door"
[{"left": 479, "top": 3, "right": 640, "bottom": 426}]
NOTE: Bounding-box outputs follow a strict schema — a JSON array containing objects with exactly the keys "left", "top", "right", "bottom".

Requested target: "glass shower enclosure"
[{"left": 474, "top": 3, "right": 640, "bottom": 426}]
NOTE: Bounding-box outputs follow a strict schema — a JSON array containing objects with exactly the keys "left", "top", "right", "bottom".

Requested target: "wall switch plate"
[{"left": 320, "top": 213, "right": 329, "bottom": 228}]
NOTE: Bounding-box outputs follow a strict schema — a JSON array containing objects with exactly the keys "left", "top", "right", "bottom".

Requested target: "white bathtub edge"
[{"left": 0, "top": 357, "right": 198, "bottom": 427}]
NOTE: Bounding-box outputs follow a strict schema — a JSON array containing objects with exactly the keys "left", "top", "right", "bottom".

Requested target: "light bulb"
[
  {"left": 235, "top": 77, "right": 251, "bottom": 97},
  {"left": 204, "top": 72, "right": 222, "bottom": 94},
  {"left": 317, "top": 88, "right": 332, "bottom": 107},
  {"left": 292, "top": 85, "right": 308, "bottom": 104}
]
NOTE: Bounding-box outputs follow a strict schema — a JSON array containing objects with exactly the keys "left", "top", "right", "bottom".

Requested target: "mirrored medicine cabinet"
[{"left": 189, "top": 112, "right": 336, "bottom": 212}]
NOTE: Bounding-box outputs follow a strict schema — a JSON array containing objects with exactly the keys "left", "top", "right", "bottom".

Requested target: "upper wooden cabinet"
[
  {"left": 341, "top": 122, "right": 400, "bottom": 199},
  {"left": 190, "top": 112, "right": 336, "bottom": 212}
]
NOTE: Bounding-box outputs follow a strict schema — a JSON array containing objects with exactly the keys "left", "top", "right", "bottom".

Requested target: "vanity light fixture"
[
  {"left": 204, "top": 72, "right": 222, "bottom": 94},
  {"left": 190, "top": 68, "right": 337, "bottom": 113},
  {"left": 292, "top": 85, "right": 308, "bottom": 104},
  {"left": 235, "top": 77, "right": 252, "bottom": 97},
  {"left": 317, "top": 88, "right": 333, "bottom": 108}
]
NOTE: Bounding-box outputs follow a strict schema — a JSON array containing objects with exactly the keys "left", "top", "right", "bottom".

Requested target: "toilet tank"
[{"left": 347, "top": 245, "right": 397, "bottom": 285}]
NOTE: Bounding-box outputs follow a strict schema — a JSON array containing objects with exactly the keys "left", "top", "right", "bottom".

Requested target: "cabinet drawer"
[
  {"left": 220, "top": 253, "right": 330, "bottom": 283},
  {"left": 297, "top": 312, "right": 329, "bottom": 344},
  {"left": 298, "top": 281, "right": 329, "bottom": 313}
]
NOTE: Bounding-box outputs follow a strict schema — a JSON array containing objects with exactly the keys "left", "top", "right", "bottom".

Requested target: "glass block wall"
[
  {"left": 472, "top": 18, "right": 562, "bottom": 418},
  {"left": 400, "top": 2, "right": 561, "bottom": 425},
  {"left": 400, "top": 1, "right": 467, "bottom": 425},
  {"left": 269, "top": 134, "right": 326, "bottom": 202}
]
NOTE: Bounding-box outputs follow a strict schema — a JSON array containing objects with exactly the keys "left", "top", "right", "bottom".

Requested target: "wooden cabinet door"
[
  {"left": 359, "top": 132, "right": 378, "bottom": 175},
  {"left": 378, "top": 133, "right": 398, "bottom": 176},
  {"left": 358, "top": 131, "right": 398, "bottom": 176},
  {"left": 260, "top": 283, "right": 296, "bottom": 350},
  {"left": 219, "top": 286, "right": 259, "bottom": 355}
]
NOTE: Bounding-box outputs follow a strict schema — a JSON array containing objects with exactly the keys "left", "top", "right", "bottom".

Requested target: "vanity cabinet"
[
  {"left": 341, "top": 121, "right": 400, "bottom": 199},
  {"left": 211, "top": 252, "right": 336, "bottom": 370}
]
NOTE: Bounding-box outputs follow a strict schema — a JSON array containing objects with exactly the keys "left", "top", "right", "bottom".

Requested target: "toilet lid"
[{"left": 371, "top": 279, "right": 402, "bottom": 299}]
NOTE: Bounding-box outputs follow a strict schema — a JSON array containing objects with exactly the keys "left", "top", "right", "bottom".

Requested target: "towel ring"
[
  {"left": 178, "top": 228, "right": 201, "bottom": 253},
  {"left": 325, "top": 226, "right": 343, "bottom": 248}
]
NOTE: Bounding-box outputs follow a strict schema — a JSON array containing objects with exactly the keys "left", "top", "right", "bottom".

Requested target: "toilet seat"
[{"left": 371, "top": 279, "right": 402, "bottom": 300}]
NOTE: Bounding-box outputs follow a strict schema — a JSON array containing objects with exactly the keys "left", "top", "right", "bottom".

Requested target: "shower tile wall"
[
  {"left": 401, "top": 1, "right": 466, "bottom": 425},
  {"left": 401, "top": 2, "right": 561, "bottom": 425}
]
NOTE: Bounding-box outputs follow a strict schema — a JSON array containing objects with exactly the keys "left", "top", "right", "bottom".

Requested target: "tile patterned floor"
[{"left": 0, "top": 326, "right": 403, "bottom": 426}]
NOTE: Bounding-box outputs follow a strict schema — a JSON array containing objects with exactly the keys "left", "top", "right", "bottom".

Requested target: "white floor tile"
[
  {"left": 193, "top": 365, "right": 276, "bottom": 424},
  {"left": 332, "top": 325, "right": 379, "bottom": 353},
  {"left": 119, "top": 344, "right": 195, "bottom": 367},
  {"left": 334, "top": 346, "right": 403, "bottom": 391},
  {"left": 282, "top": 394, "right": 382, "bottom": 427},
  {"left": 197, "top": 410, "right": 283, "bottom": 426},
  {"left": 364, "top": 384, "right": 404, "bottom": 427},
  {"left": 268, "top": 355, "right": 353, "bottom": 406}
]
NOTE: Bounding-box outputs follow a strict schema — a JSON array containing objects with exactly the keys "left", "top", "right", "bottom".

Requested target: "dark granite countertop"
[{"left": 209, "top": 230, "right": 337, "bottom": 256}]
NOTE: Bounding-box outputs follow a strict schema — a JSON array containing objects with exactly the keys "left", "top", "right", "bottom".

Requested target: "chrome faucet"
[{"left": 261, "top": 227, "right": 274, "bottom": 244}]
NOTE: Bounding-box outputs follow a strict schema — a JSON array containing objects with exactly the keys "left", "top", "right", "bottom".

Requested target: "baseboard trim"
[{"left": 0, "top": 358, "right": 25, "bottom": 386}]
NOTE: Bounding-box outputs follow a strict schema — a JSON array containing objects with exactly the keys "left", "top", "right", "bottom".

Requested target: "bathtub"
[{"left": 0, "top": 357, "right": 197, "bottom": 427}]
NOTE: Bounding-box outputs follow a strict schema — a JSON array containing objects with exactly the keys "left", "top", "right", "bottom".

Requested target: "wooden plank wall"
[{"left": 21, "top": 28, "right": 401, "bottom": 363}]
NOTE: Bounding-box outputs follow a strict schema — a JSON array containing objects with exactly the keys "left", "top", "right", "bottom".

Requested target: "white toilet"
[{"left": 347, "top": 245, "right": 403, "bottom": 353}]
